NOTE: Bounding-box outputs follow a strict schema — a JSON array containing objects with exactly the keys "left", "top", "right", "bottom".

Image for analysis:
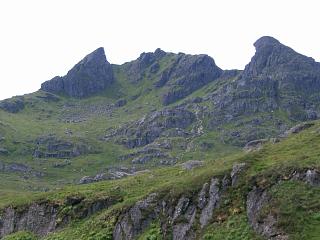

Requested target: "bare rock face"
[
  {"left": 240, "top": 36, "right": 320, "bottom": 121},
  {"left": 0, "top": 202, "right": 59, "bottom": 238},
  {"left": 0, "top": 161, "right": 44, "bottom": 177},
  {"left": 305, "top": 169, "right": 320, "bottom": 186},
  {"left": 246, "top": 187, "right": 288, "bottom": 240},
  {"left": 0, "top": 196, "right": 120, "bottom": 239},
  {"left": 246, "top": 168, "right": 320, "bottom": 240},
  {"left": 41, "top": 47, "right": 114, "bottom": 98},
  {"left": 161, "top": 54, "right": 222, "bottom": 105},
  {"left": 0, "top": 97, "right": 25, "bottom": 113},
  {"left": 230, "top": 162, "right": 246, "bottom": 186},
  {"left": 124, "top": 48, "right": 167, "bottom": 83},
  {"left": 113, "top": 176, "right": 226, "bottom": 240},
  {"left": 281, "top": 122, "right": 315, "bottom": 138},
  {"left": 106, "top": 108, "right": 196, "bottom": 148},
  {"left": 113, "top": 193, "right": 159, "bottom": 240},
  {"left": 33, "top": 135, "right": 92, "bottom": 159},
  {"left": 199, "top": 178, "right": 220, "bottom": 228}
]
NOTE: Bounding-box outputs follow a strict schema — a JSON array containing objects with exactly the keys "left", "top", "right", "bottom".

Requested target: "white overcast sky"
[{"left": 1, "top": 0, "right": 320, "bottom": 100}]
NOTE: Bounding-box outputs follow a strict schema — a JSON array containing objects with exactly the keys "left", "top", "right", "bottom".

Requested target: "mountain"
[
  {"left": 0, "top": 36, "right": 319, "bottom": 239},
  {"left": 41, "top": 47, "right": 114, "bottom": 98}
]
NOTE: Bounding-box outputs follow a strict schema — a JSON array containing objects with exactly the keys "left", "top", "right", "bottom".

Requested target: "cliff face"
[
  {"left": 41, "top": 47, "right": 114, "bottom": 98},
  {"left": 0, "top": 196, "right": 120, "bottom": 238}
]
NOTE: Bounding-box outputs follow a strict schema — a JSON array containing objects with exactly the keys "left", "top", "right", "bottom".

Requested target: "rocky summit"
[
  {"left": 41, "top": 47, "right": 114, "bottom": 98},
  {"left": 0, "top": 37, "right": 320, "bottom": 240}
]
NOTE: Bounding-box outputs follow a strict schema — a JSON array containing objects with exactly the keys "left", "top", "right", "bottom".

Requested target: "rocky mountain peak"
[
  {"left": 242, "top": 36, "right": 318, "bottom": 79},
  {"left": 41, "top": 47, "right": 114, "bottom": 98},
  {"left": 77, "top": 47, "right": 107, "bottom": 66},
  {"left": 253, "top": 36, "right": 281, "bottom": 50}
]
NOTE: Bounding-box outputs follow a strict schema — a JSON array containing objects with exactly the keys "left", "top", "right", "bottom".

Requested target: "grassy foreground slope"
[{"left": 1, "top": 120, "right": 319, "bottom": 240}]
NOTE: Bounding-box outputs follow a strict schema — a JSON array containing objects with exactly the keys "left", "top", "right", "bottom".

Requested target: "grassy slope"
[
  {"left": 1, "top": 120, "right": 319, "bottom": 239},
  {"left": 0, "top": 54, "right": 241, "bottom": 194}
]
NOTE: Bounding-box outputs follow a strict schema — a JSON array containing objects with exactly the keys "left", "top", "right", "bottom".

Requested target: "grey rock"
[
  {"left": 161, "top": 54, "right": 222, "bottom": 105},
  {"left": 281, "top": 122, "right": 315, "bottom": 137},
  {"left": 199, "top": 178, "right": 220, "bottom": 228},
  {"left": 79, "top": 176, "right": 94, "bottom": 184},
  {"left": 0, "top": 196, "right": 117, "bottom": 238},
  {"left": 0, "top": 97, "right": 25, "bottom": 113},
  {"left": 230, "top": 163, "right": 246, "bottom": 186},
  {"left": 0, "top": 161, "right": 44, "bottom": 177},
  {"left": 115, "top": 99, "right": 127, "bottom": 107},
  {"left": 0, "top": 203, "right": 58, "bottom": 238},
  {"left": 198, "top": 183, "right": 209, "bottom": 209},
  {"left": 244, "top": 139, "right": 268, "bottom": 152},
  {"left": 172, "top": 198, "right": 196, "bottom": 240},
  {"left": 181, "top": 160, "right": 204, "bottom": 170},
  {"left": 110, "top": 108, "right": 195, "bottom": 148},
  {"left": 34, "top": 135, "right": 92, "bottom": 159},
  {"left": 36, "top": 92, "right": 60, "bottom": 102},
  {"left": 125, "top": 49, "right": 166, "bottom": 83},
  {"left": 113, "top": 193, "right": 159, "bottom": 240},
  {"left": 305, "top": 169, "right": 320, "bottom": 186},
  {"left": 0, "top": 148, "right": 9, "bottom": 155},
  {"left": 247, "top": 187, "right": 288, "bottom": 239},
  {"left": 41, "top": 47, "right": 114, "bottom": 98}
]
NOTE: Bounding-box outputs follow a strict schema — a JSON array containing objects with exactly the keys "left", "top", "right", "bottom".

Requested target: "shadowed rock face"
[
  {"left": 124, "top": 48, "right": 167, "bottom": 83},
  {"left": 0, "top": 97, "right": 25, "bottom": 113},
  {"left": 242, "top": 36, "right": 320, "bottom": 103},
  {"left": 41, "top": 47, "right": 114, "bottom": 98},
  {"left": 209, "top": 36, "right": 320, "bottom": 134},
  {"left": 161, "top": 54, "right": 222, "bottom": 105}
]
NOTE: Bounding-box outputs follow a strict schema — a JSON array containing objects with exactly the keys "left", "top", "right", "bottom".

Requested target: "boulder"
[
  {"left": 79, "top": 176, "right": 94, "bottom": 184},
  {"left": 230, "top": 163, "right": 246, "bottom": 186},
  {"left": 281, "top": 122, "right": 315, "bottom": 137},
  {"left": 244, "top": 139, "right": 268, "bottom": 152},
  {"left": 181, "top": 160, "right": 204, "bottom": 170},
  {"left": 0, "top": 148, "right": 9, "bottom": 155}
]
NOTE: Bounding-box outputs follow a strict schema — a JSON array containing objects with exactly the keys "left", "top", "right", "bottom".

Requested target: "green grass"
[
  {"left": 266, "top": 181, "right": 320, "bottom": 240},
  {"left": 1, "top": 54, "right": 320, "bottom": 239},
  {"left": 1, "top": 120, "right": 320, "bottom": 239}
]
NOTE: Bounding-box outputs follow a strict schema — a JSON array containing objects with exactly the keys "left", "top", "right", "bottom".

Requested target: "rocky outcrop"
[
  {"left": 105, "top": 108, "right": 196, "bottom": 148},
  {"left": 0, "top": 148, "right": 9, "bottom": 155},
  {"left": 230, "top": 163, "right": 246, "bottom": 186},
  {"left": 113, "top": 176, "right": 225, "bottom": 240},
  {"left": 211, "top": 36, "right": 320, "bottom": 123},
  {"left": 181, "top": 160, "right": 204, "bottom": 170},
  {"left": 0, "top": 161, "right": 43, "bottom": 177},
  {"left": 280, "top": 122, "right": 315, "bottom": 137},
  {"left": 0, "top": 97, "right": 25, "bottom": 113},
  {"left": 246, "top": 168, "right": 320, "bottom": 239},
  {"left": 0, "top": 196, "right": 121, "bottom": 238},
  {"left": 160, "top": 54, "right": 222, "bottom": 105},
  {"left": 0, "top": 202, "right": 59, "bottom": 238},
  {"left": 246, "top": 187, "right": 287, "bottom": 240},
  {"left": 202, "top": 36, "right": 320, "bottom": 146},
  {"left": 113, "top": 193, "right": 159, "bottom": 240},
  {"left": 124, "top": 48, "right": 167, "bottom": 83},
  {"left": 244, "top": 139, "right": 269, "bottom": 152},
  {"left": 79, "top": 168, "right": 136, "bottom": 184},
  {"left": 41, "top": 47, "right": 114, "bottom": 98},
  {"left": 33, "top": 135, "right": 93, "bottom": 159}
]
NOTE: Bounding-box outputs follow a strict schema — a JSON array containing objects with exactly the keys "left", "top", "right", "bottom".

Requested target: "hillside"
[{"left": 0, "top": 36, "right": 320, "bottom": 239}]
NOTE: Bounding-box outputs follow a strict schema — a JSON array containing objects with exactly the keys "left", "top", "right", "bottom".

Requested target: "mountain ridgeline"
[{"left": 0, "top": 36, "right": 320, "bottom": 240}]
